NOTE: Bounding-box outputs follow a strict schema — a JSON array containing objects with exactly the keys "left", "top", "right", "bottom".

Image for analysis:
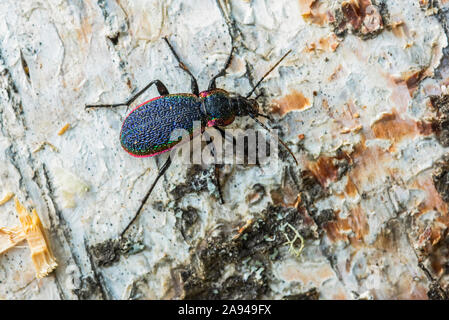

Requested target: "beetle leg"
[
  {"left": 204, "top": 133, "right": 225, "bottom": 204},
  {"left": 208, "top": 46, "right": 235, "bottom": 90},
  {"left": 255, "top": 113, "right": 271, "bottom": 120},
  {"left": 163, "top": 37, "right": 199, "bottom": 96},
  {"left": 120, "top": 156, "right": 172, "bottom": 237},
  {"left": 85, "top": 80, "right": 169, "bottom": 109}
]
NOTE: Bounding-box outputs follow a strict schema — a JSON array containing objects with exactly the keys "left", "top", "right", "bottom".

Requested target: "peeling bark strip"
[
  {"left": 0, "top": 192, "right": 14, "bottom": 206},
  {"left": 0, "top": 198, "right": 57, "bottom": 278},
  {"left": 15, "top": 198, "right": 57, "bottom": 278},
  {"left": 0, "top": 226, "right": 26, "bottom": 254}
]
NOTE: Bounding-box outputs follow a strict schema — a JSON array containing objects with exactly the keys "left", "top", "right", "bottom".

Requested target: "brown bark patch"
[
  {"left": 305, "top": 33, "right": 340, "bottom": 53},
  {"left": 271, "top": 90, "right": 311, "bottom": 116},
  {"left": 393, "top": 70, "right": 427, "bottom": 96},
  {"left": 348, "top": 138, "right": 393, "bottom": 187},
  {"left": 414, "top": 176, "right": 448, "bottom": 217},
  {"left": 417, "top": 120, "right": 435, "bottom": 136},
  {"left": 371, "top": 111, "right": 419, "bottom": 147},
  {"left": 324, "top": 205, "right": 369, "bottom": 244},
  {"left": 345, "top": 177, "right": 358, "bottom": 197},
  {"left": 334, "top": 0, "right": 384, "bottom": 38},
  {"left": 307, "top": 156, "right": 339, "bottom": 188},
  {"left": 391, "top": 20, "right": 406, "bottom": 38},
  {"left": 348, "top": 205, "right": 370, "bottom": 244},
  {"left": 341, "top": 0, "right": 363, "bottom": 30}
]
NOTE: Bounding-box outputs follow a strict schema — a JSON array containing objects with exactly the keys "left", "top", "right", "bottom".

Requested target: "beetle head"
[{"left": 231, "top": 95, "right": 259, "bottom": 117}]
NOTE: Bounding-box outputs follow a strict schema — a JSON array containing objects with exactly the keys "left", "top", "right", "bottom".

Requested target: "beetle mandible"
[{"left": 86, "top": 37, "right": 296, "bottom": 236}]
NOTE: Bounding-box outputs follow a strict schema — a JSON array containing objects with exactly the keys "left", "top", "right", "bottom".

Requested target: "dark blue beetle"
[{"left": 86, "top": 37, "right": 295, "bottom": 236}]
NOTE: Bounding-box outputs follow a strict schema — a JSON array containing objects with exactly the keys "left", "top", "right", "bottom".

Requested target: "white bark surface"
[{"left": 1, "top": 0, "right": 449, "bottom": 299}]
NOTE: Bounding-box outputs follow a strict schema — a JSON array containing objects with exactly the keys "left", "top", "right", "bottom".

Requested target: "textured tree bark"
[{"left": 1, "top": 0, "right": 449, "bottom": 300}]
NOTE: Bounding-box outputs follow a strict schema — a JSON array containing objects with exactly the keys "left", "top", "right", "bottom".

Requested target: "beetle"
[{"left": 86, "top": 37, "right": 296, "bottom": 236}]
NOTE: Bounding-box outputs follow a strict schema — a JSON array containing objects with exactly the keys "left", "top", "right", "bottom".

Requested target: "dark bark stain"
[{"left": 175, "top": 205, "right": 316, "bottom": 299}]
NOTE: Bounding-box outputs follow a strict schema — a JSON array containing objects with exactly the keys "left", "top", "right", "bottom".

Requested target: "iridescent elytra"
[{"left": 86, "top": 37, "right": 296, "bottom": 236}]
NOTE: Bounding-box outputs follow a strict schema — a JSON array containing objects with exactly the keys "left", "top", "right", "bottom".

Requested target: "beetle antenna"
[
  {"left": 254, "top": 92, "right": 264, "bottom": 100},
  {"left": 249, "top": 113, "right": 298, "bottom": 165},
  {"left": 256, "top": 113, "right": 271, "bottom": 120},
  {"left": 246, "top": 49, "right": 292, "bottom": 98}
]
